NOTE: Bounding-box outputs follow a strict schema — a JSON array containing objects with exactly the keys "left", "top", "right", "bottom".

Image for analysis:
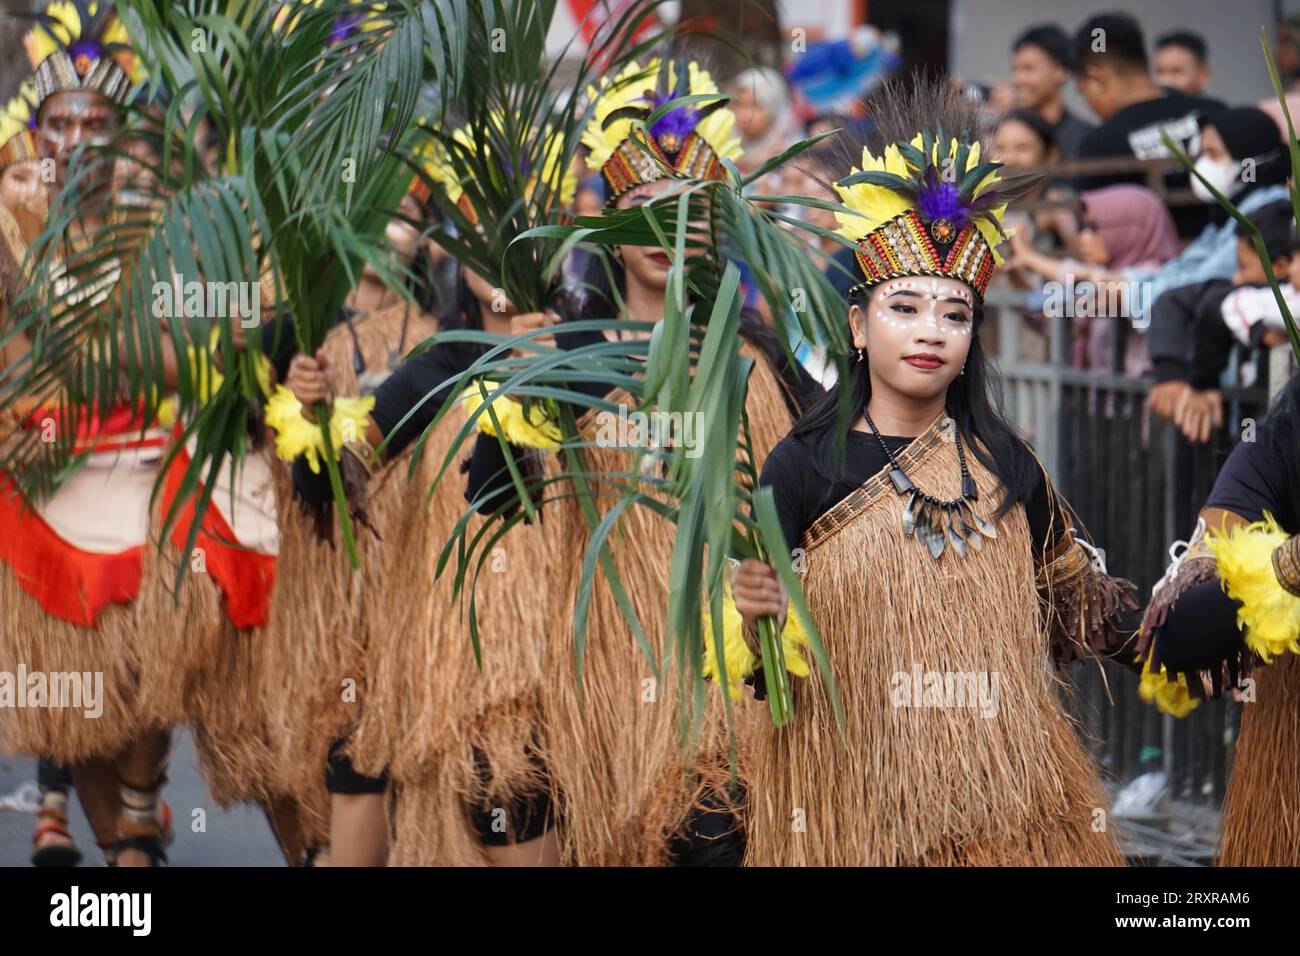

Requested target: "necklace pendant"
[
  {"left": 901, "top": 490, "right": 919, "bottom": 538},
  {"left": 964, "top": 500, "right": 998, "bottom": 539},
  {"left": 961, "top": 509, "right": 983, "bottom": 551},
  {"left": 946, "top": 505, "right": 968, "bottom": 558},
  {"left": 888, "top": 467, "right": 915, "bottom": 495},
  {"left": 925, "top": 514, "right": 946, "bottom": 560},
  {"left": 916, "top": 502, "right": 945, "bottom": 560},
  {"left": 962, "top": 473, "right": 978, "bottom": 501}
]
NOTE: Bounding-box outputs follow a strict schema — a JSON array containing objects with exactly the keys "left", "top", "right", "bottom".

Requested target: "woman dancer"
[{"left": 730, "top": 79, "right": 1135, "bottom": 866}]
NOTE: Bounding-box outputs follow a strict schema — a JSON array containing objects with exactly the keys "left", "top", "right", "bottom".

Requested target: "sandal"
[
  {"left": 111, "top": 832, "right": 168, "bottom": 867},
  {"left": 31, "top": 808, "right": 82, "bottom": 867}
]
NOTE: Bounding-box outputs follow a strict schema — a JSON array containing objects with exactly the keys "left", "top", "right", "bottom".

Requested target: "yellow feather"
[
  {"left": 462, "top": 387, "right": 562, "bottom": 450},
  {"left": 0, "top": 114, "right": 22, "bottom": 152},
  {"left": 1137, "top": 650, "right": 1199, "bottom": 717},
  {"left": 423, "top": 116, "right": 576, "bottom": 212},
  {"left": 582, "top": 58, "right": 743, "bottom": 172},
  {"left": 833, "top": 143, "right": 911, "bottom": 240},
  {"left": 4, "top": 83, "right": 36, "bottom": 131},
  {"left": 700, "top": 583, "right": 811, "bottom": 700},
  {"left": 582, "top": 59, "right": 651, "bottom": 171},
  {"left": 26, "top": 1, "right": 146, "bottom": 84},
  {"left": 1207, "top": 514, "right": 1300, "bottom": 664},
  {"left": 833, "top": 129, "right": 1012, "bottom": 250}
]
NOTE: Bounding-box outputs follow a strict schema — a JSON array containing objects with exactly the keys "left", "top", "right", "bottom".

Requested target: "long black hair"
[{"left": 790, "top": 284, "right": 1040, "bottom": 518}]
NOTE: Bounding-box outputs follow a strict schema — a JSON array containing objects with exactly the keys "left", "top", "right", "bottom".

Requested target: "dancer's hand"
[
  {"left": 732, "top": 559, "right": 788, "bottom": 635},
  {"left": 510, "top": 309, "right": 561, "bottom": 352},
  {"left": 285, "top": 349, "right": 331, "bottom": 421}
]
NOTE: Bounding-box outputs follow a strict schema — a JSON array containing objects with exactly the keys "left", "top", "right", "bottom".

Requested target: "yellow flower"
[
  {"left": 265, "top": 385, "right": 325, "bottom": 472},
  {"left": 266, "top": 387, "right": 376, "bottom": 472},
  {"left": 330, "top": 394, "right": 376, "bottom": 450}
]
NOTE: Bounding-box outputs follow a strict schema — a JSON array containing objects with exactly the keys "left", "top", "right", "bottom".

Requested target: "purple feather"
[
  {"left": 916, "top": 165, "right": 969, "bottom": 228},
  {"left": 68, "top": 41, "right": 103, "bottom": 62},
  {"left": 647, "top": 90, "right": 699, "bottom": 145},
  {"left": 329, "top": 13, "right": 363, "bottom": 45}
]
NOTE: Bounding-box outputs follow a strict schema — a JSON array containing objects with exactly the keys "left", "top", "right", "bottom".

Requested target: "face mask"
[{"left": 1191, "top": 155, "right": 1244, "bottom": 203}]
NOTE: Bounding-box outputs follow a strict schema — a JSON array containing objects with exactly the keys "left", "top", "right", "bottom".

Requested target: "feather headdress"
[
  {"left": 833, "top": 77, "right": 1038, "bottom": 301},
  {"left": 415, "top": 114, "right": 578, "bottom": 224},
  {"left": 0, "top": 82, "right": 39, "bottom": 172},
  {"left": 24, "top": 1, "right": 143, "bottom": 111},
  {"left": 582, "top": 57, "right": 742, "bottom": 202}
]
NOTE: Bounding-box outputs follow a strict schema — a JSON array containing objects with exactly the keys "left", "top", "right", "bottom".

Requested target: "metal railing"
[{"left": 987, "top": 287, "right": 1295, "bottom": 810}]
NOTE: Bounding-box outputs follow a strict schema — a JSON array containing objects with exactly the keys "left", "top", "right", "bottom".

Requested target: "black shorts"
[
  {"left": 668, "top": 791, "right": 746, "bottom": 867},
  {"left": 324, "top": 739, "right": 390, "bottom": 795},
  {"left": 465, "top": 746, "right": 555, "bottom": 846}
]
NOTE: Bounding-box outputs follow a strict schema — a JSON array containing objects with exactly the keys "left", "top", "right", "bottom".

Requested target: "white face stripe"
[{"left": 870, "top": 276, "right": 974, "bottom": 336}]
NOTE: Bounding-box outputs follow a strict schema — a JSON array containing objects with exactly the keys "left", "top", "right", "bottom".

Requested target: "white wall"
[{"left": 951, "top": 0, "right": 1287, "bottom": 119}]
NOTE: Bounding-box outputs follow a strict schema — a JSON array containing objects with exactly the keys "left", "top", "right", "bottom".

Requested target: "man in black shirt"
[
  {"left": 1010, "top": 25, "right": 1094, "bottom": 162},
  {"left": 1071, "top": 12, "right": 1222, "bottom": 237}
]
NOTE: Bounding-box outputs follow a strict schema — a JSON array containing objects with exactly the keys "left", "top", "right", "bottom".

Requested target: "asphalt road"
[{"left": 0, "top": 730, "right": 285, "bottom": 867}]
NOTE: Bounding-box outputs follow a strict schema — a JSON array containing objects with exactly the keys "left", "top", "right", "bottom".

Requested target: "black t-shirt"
[
  {"left": 1204, "top": 431, "right": 1298, "bottom": 532},
  {"left": 1074, "top": 91, "right": 1224, "bottom": 238},
  {"left": 370, "top": 339, "right": 486, "bottom": 459},
  {"left": 1049, "top": 109, "right": 1094, "bottom": 163},
  {"left": 759, "top": 428, "right": 1055, "bottom": 556}
]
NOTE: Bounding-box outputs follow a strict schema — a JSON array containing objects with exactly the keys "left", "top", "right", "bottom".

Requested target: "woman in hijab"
[
  {"left": 728, "top": 67, "right": 797, "bottom": 178},
  {"left": 1007, "top": 183, "right": 1182, "bottom": 374},
  {"left": 1141, "top": 107, "right": 1288, "bottom": 303}
]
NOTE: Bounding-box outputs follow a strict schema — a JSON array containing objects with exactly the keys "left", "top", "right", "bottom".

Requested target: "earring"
[
  {"left": 959, "top": 362, "right": 966, "bottom": 376},
  {"left": 856, "top": 348, "right": 864, "bottom": 363}
]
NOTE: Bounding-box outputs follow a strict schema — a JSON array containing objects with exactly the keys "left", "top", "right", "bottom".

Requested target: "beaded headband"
[{"left": 418, "top": 116, "right": 577, "bottom": 226}]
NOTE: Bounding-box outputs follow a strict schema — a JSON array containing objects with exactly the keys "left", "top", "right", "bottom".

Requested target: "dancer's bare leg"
[
  {"left": 329, "top": 793, "right": 388, "bottom": 867},
  {"left": 69, "top": 757, "right": 121, "bottom": 862}
]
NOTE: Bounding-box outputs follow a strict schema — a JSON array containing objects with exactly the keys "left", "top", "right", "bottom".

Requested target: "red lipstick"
[{"left": 903, "top": 353, "right": 944, "bottom": 370}]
